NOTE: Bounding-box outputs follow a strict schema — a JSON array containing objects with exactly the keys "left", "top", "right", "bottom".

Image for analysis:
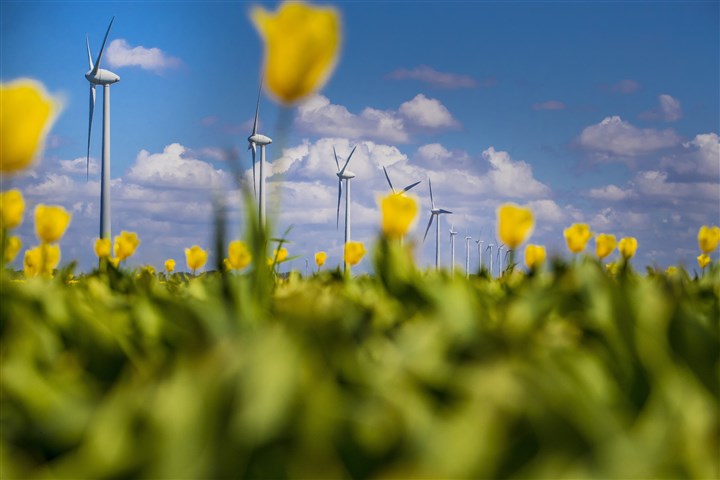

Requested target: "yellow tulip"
[
  {"left": 697, "top": 225, "right": 720, "bottom": 254},
  {"left": 5, "top": 236, "right": 22, "bottom": 263},
  {"left": 315, "top": 251, "right": 327, "bottom": 267},
  {"left": 251, "top": 1, "right": 341, "bottom": 104},
  {"left": 94, "top": 238, "right": 111, "bottom": 258},
  {"left": 0, "top": 189, "right": 25, "bottom": 229},
  {"left": 697, "top": 254, "right": 711, "bottom": 269},
  {"left": 564, "top": 223, "right": 593, "bottom": 253},
  {"left": 114, "top": 231, "right": 140, "bottom": 262},
  {"left": 1, "top": 79, "right": 60, "bottom": 173},
  {"left": 165, "top": 259, "right": 176, "bottom": 273},
  {"left": 595, "top": 234, "right": 617, "bottom": 260},
  {"left": 524, "top": 244, "right": 546, "bottom": 269},
  {"left": 273, "top": 247, "right": 288, "bottom": 262},
  {"left": 23, "top": 243, "right": 60, "bottom": 278},
  {"left": 618, "top": 237, "right": 638, "bottom": 259},
  {"left": 344, "top": 241, "right": 366, "bottom": 266},
  {"left": 497, "top": 203, "right": 534, "bottom": 249},
  {"left": 223, "top": 258, "right": 232, "bottom": 271},
  {"left": 665, "top": 266, "right": 678, "bottom": 276},
  {"left": 23, "top": 247, "right": 41, "bottom": 278},
  {"left": 185, "top": 245, "right": 208, "bottom": 273},
  {"left": 228, "top": 240, "right": 252, "bottom": 270},
  {"left": 34, "top": 204, "right": 71, "bottom": 243},
  {"left": 380, "top": 193, "right": 418, "bottom": 240},
  {"left": 108, "top": 257, "right": 120, "bottom": 268}
]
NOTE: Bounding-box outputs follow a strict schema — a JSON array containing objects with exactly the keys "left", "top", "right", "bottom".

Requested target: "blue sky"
[{"left": 2, "top": 1, "right": 718, "bottom": 274}]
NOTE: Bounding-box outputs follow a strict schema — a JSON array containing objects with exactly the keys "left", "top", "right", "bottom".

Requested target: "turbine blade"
[
  {"left": 92, "top": 16, "right": 115, "bottom": 75},
  {"left": 336, "top": 179, "right": 342, "bottom": 229},
  {"left": 86, "top": 85, "right": 96, "bottom": 181},
  {"left": 382, "top": 166, "right": 395, "bottom": 192},
  {"left": 428, "top": 178, "right": 435, "bottom": 209},
  {"left": 438, "top": 209, "right": 452, "bottom": 214},
  {"left": 340, "top": 145, "right": 356, "bottom": 174},
  {"left": 333, "top": 146, "right": 340, "bottom": 171},
  {"left": 402, "top": 180, "right": 421, "bottom": 193},
  {"left": 86, "top": 35, "right": 94, "bottom": 70},
  {"left": 252, "top": 81, "right": 261, "bottom": 136},
  {"left": 423, "top": 214, "right": 434, "bottom": 242}
]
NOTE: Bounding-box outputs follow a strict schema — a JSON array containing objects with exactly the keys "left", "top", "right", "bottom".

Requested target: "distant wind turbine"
[
  {"left": 423, "top": 178, "right": 452, "bottom": 270},
  {"left": 382, "top": 165, "right": 421, "bottom": 194},
  {"left": 486, "top": 243, "right": 495, "bottom": 277},
  {"left": 334, "top": 145, "right": 357, "bottom": 272},
  {"left": 464, "top": 231, "right": 472, "bottom": 278},
  {"left": 449, "top": 224, "right": 458, "bottom": 274},
  {"left": 85, "top": 17, "right": 120, "bottom": 241},
  {"left": 248, "top": 82, "right": 272, "bottom": 225},
  {"left": 496, "top": 244, "right": 505, "bottom": 276},
  {"left": 475, "top": 238, "right": 485, "bottom": 272}
]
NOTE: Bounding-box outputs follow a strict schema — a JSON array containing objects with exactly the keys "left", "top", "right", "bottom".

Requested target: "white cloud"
[
  {"left": 386, "top": 65, "right": 490, "bottom": 89},
  {"left": 578, "top": 116, "right": 681, "bottom": 157},
  {"left": 59, "top": 156, "right": 99, "bottom": 175},
  {"left": 532, "top": 100, "right": 566, "bottom": 111},
  {"left": 587, "top": 185, "right": 635, "bottom": 201},
  {"left": 106, "top": 39, "right": 181, "bottom": 73},
  {"left": 639, "top": 94, "right": 683, "bottom": 122},
  {"left": 399, "top": 94, "right": 459, "bottom": 129},
  {"left": 127, "top": 143, "right": 230, "bottom": 188},
  {"left": 482, "top": 147, "right": 551, "bottom": 198},
  {"left": 661, "top": 133, "right": 720, "bottom": 178}
]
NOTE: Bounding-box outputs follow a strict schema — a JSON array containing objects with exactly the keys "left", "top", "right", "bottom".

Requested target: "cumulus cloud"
[
  {"left": 587, "top": 184, "right": 636, "bottom": 201},
  {"left": 399, "top": 94, "right": 459, "bottom": 129},
  {"left": 639, "top": 94, "right": 683, "bottom": 122},
  {"left": 386, "top": 65, "right": 494, "bottom": 89},
  {"left": 106, "top": 39, "right": 181, "bottom": 72},
  {"left": 59, "top": 156, "right": 99, "bottom": 175},
  {"left": 532, "top": 100, "right": 566, "bottom": 111},
  {"left": 127, "top": 143, "right": 230, "bottom": 188},
  {"left": 578, "top": 116, "right": 681, "bottom": 157},
  {"left": 660, "top": 132, "right": 719, "bottom": 179},
  {"left": 482, "top": 147, "right": 551, "bottom": 198}
]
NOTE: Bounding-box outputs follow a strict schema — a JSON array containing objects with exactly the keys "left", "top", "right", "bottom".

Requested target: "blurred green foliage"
[{"left": 1, "top": 239, "right": 718, "bottom": 479}]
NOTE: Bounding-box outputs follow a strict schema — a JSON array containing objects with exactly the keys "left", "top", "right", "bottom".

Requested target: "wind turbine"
[
  {"left": 423, "top": 179, "right": 452, "bottom": 270},
  {"left": 248, "top": 82, "right": 272, "bottom": 225},
  {"left": 382, "top": 165, "right": 421, "bottom": 195},
  {"left": 449, "top": 225, "right": 458, "bottom": 274},
  {"left": 85, "top": 17, "right": 120, "bottom": 241},
  {"left": 496, "top": 244, "right": 505, "bottom": 276},
  {"left": 476, "top": 238, "right": 485, "bottom": 272},
  {"left": 464, "top": 231, "right": 472, "bottom": 278},
  {"left": 486, "top": 243, "right": 495, "bottom": 277},
  {"left": 334, "top": 145, "right": 357, "bottom": 271}
]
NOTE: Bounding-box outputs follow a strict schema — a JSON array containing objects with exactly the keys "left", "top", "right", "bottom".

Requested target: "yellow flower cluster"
[{"left": 696, "top": 225, "right": 718, "bottom": 270}]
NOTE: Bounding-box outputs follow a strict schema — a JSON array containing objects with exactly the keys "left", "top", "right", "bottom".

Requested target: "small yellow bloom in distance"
[
  {"left": 595, "top": 234, "right": 617, "bottom": 260},
  {"left": 697, "top": 225, "right": 720, "bottom": 254},
  {"left": 315, "top": 251, "right": 327, "bottom": 267},
  {"left": 185, "top": 245, "right": 208, "bottom": 272},
  {"left": 0, "top": 189, "right": 25, "bottom": 229},
  {"left": 108, "top": 257, "right": 120, "bottom": 268},
  {"left": 665, "top": 266, "right": 678, "bottom": 276},
  {"left": 380, "top": 193, "right": 418, "bottom": 240},
  {"left": 618, "top": 237, "right": 638, "bottom": 259},
  {"left": 1, "top": 79, "right": 60, "bottom": 173},
  {"left": 5, "top": 236, "right": 22, "bottom": 263},
  {"left": 606, "top": 262, "right": 619, "bottom": 276},
  {"left": 94, "top": 238, "right": 111, "bottom": 258},
  {"left": 223, "top": 258, "right": 232, "bottom": 271},
  {"left": 564, "top": 223, "right": 593, "bottom": 253},
  {"left": 34, "top": 204, "right": 71, "bottom": 243},
  {"left": 228, "top": 240, "right": 252, "bottom": 270},
  {"left": 274, "top": 247, "right": 288, "bottom": 262},
  {"left": 23, "top": 243, "right": 60, "bottom": 278},
  {"left": 344, "top": 241, "right": 366, "bottom": 266},
  {"left": 23, "top": 246, "right": 41, "bottom": 278},
  {"left": 497, "top": 203, "right": 534, "bottom": 249},
  {"left": 251, "top": 1, "right": 341, "bottom": 104},
  {"left": 114, "top": 231, "right": 140, "bottom": 262},
  {"left": 524, "top": 244, "right": 546, "bottom": 269},
  {"left": 697, "top": 253, "right": 711, "bottom": 269},
  {"left": 165, "top": 259, "right": 176, "bottom": 273}
]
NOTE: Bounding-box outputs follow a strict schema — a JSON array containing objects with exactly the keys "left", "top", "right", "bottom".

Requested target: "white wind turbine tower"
[
  {"left": 247, "top": 82, "right": 272, "bottom": 225},
  {"left": 486, "top": 243, "right": 495, "bottom": 277},
  {"left": 496, "top": 243, "right": 505, "bottom": 276},
  {"left": 449, "top": 225, "right": 458, "bottom": 274},
  {"left": 85, "top": 17, "right": 120, "bottom": 241},
  {"left": 464, "top": 230, "right": 472, "bottom": 278},
  {"left": 476, "top": 238, "right": 485, "bottom": 272},
  {"left": 423, "top": 179, "right": 452, "bottom": 270},
  {"left": 334, "top": 145, "right": 357, "bottom": 271}
]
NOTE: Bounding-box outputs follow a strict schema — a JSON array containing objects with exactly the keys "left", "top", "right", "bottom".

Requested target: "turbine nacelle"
[
  {"left": 85, "top": 69, "right": 120, "bottom": 85},
  {"left": 337, "top": 170, "right": 355, "bottom": 180},
  {"left": 248, "top": 133, "right": 272, "bottom": 146}
]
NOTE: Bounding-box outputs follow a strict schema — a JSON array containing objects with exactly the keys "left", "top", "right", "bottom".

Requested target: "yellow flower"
[
  {"left": 108, "top": 257, "right": 120, "bottom": 268},
  {"left": 380, "top": 193, "right": 418, "bottom": 240},
  {"left": 344, "top": 241, "right": 366, "bottom": 266},
  {"left": 315, "top": 251, "right": 327, "bottom": 267},
  {"left": 665, "top": 266, "right": 678, "bottom": 276},
  {"left": 94, "top": 238, "right": 111, "bottom": 258},
  {"left": 34, "top": 204, "right": 71, "bottom": 243},
  {"left": 697, "top": 254, "right": 711, "bottom": 269},
  {"left": 251, "top": 1, "right": 341, "bottom": 104},
  {"left": 606, "top": 262, "right": 619, "bottom": 276},
  {"left": 618, "top": 237, "right": 638, "bottom": 259},
  {"left": 497, "top": 203, "right": 534, "bottom": 249},
  {"left": 274, "top": 247, "right": 288, "bottom": 262},
  {"left": 165, "top": 259, "right": 176, "bottom": 273},
  {"left": 697, "top": 225, "right": 720, "bottom": 254},
  {"left": 114, "top": 231, "right": 140, "bottom": 262},
  {"left": 1, "top": 79, "right": 60, "bottom": 173},
  {"left": 563, "top": 223, "right": 593, "bottom": 253},
  {"left": 223, "top": 258, "right": 232, "bottom": 271},
  {"left": 5, "top": 236, "right": 22, "bottom": 263},
  {"left": 228, "top": 240, "right": 252, "bottom": 270},
  {"left": 23, "top": 243, "right": 60, "bottom": 278},
  {"left": 0, "top": 189, "right": 25, "bottom": 229},
  {"left": 595, "top": 234, "right": 617, "bottom": 260},
  {"left": 185, "top": 245, "right": 208, "bottom": 272},
  {"left": 524, "top": 244, "right": 546, "bottom": 269}
]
